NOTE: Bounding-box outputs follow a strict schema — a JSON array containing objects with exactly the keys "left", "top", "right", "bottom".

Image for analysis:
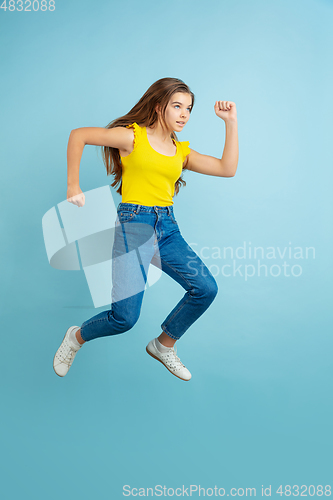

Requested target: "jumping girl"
[{"left": 53, "top": 77, "right": 238, "bottom": 381}]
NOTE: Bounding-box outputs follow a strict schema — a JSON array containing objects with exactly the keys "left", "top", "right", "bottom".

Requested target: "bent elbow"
[
  {"left": 71, "top": 128, "right": 83, "bottom": 137},
  {"left": 69, "top": 128, "right": 86, "bottom": 145},
  {"left": 224, "top": 171, "right": 236, "bottom": 178},
  {"left": 230, "top": 165, "right": 238, "bottom": 177}
]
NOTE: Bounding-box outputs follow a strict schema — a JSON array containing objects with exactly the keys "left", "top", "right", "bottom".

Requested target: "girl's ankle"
[{"left": 76, "top": 329, "right": 85, "bottom": 345}]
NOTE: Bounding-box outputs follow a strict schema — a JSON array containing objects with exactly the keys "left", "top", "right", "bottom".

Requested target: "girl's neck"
[{"left": 146, "top": 120, "right": 173, "bottom": 144}]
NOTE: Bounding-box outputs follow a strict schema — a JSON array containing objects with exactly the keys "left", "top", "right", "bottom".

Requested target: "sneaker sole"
[
  {"left": 145, "top": 346, "right": 191, "bottom": 381},
  {"left": 53, "top": 326, "right": 77, "bottom": 377}
]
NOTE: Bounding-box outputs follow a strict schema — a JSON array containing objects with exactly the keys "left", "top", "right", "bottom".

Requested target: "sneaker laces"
[
  {"left": 163, "top": 345, "right": 186, "bottom": 371},
  {"left": 56, "top": 338, "right": 78, "bottom": 366}
]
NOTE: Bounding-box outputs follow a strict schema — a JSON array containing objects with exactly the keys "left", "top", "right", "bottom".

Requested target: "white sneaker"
[
  {"left": 146, "top": 338, "right": 192, "bottom": 381},
  {"left": 53, "top": 326, "right": 82, "bottom": 377}
]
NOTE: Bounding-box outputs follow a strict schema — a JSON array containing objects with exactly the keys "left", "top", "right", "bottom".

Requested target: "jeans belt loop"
[{"left": 135, "top": 204, "right": 141, "bottom": 214}]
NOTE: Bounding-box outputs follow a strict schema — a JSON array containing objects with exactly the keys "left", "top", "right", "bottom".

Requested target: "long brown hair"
[{"left": 100, "top": 77, "right": 195, "bottom": 196}]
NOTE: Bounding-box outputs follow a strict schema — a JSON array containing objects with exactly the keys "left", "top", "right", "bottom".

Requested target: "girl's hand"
[
  {"left": 214, "top": 101, "right": 237, "bottom": 122},
  {"left": 67, "top": 185, "right": 85, "bottom": 207}
]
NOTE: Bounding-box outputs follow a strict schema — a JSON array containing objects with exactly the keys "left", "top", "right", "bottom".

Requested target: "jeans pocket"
[{"left": 118, "top": 209, "right": 137, "bottom": 223}]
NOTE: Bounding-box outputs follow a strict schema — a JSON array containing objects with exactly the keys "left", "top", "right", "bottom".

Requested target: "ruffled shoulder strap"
[
  {"left": 178, "top": 140, "right": 191, "bottom": 162},
  {"left": 125, "top": 122, "right": 142, "bottom": 150}
]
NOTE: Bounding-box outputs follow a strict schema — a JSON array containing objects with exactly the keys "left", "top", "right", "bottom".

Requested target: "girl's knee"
[
  {"left": 109, "top": 308, "right": 140, "bottom": 334},
  {"left": 205, "top": 276, "right": 218, "bottom": 301},
  {"left": 119, "top": 315, "right": 139, "bottom": 332}
]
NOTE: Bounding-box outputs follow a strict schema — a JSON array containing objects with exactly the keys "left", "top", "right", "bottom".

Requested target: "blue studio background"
[{"left": 0, "top": 0, "right": 332, "bottom": 499}]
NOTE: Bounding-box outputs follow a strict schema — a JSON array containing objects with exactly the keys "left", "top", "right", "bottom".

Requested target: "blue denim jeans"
[{"left": 80, "top": 203, "right": 218, "bottom": 342}]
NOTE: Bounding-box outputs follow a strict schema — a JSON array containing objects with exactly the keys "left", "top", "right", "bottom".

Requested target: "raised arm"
[
  {"left": 185, "top": 101, "right": 238, "bottom": 178},
  {"left": 66, "top": 126, "right": 133, "bottom": 206}
]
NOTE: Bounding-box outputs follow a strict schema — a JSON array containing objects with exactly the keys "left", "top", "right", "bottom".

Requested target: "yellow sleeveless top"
[{"left": 119, "top": 122, "right": 191, "bottom": 206}]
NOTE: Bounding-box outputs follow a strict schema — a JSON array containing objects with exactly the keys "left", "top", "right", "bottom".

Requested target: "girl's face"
[{"left": 163, "top": 92, "right": 192, "bottom": 132}]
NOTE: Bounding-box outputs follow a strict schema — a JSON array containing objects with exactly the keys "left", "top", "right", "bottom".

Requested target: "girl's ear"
[{"left": 155, "top": 103, "right": 161, "bottom": 115}]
